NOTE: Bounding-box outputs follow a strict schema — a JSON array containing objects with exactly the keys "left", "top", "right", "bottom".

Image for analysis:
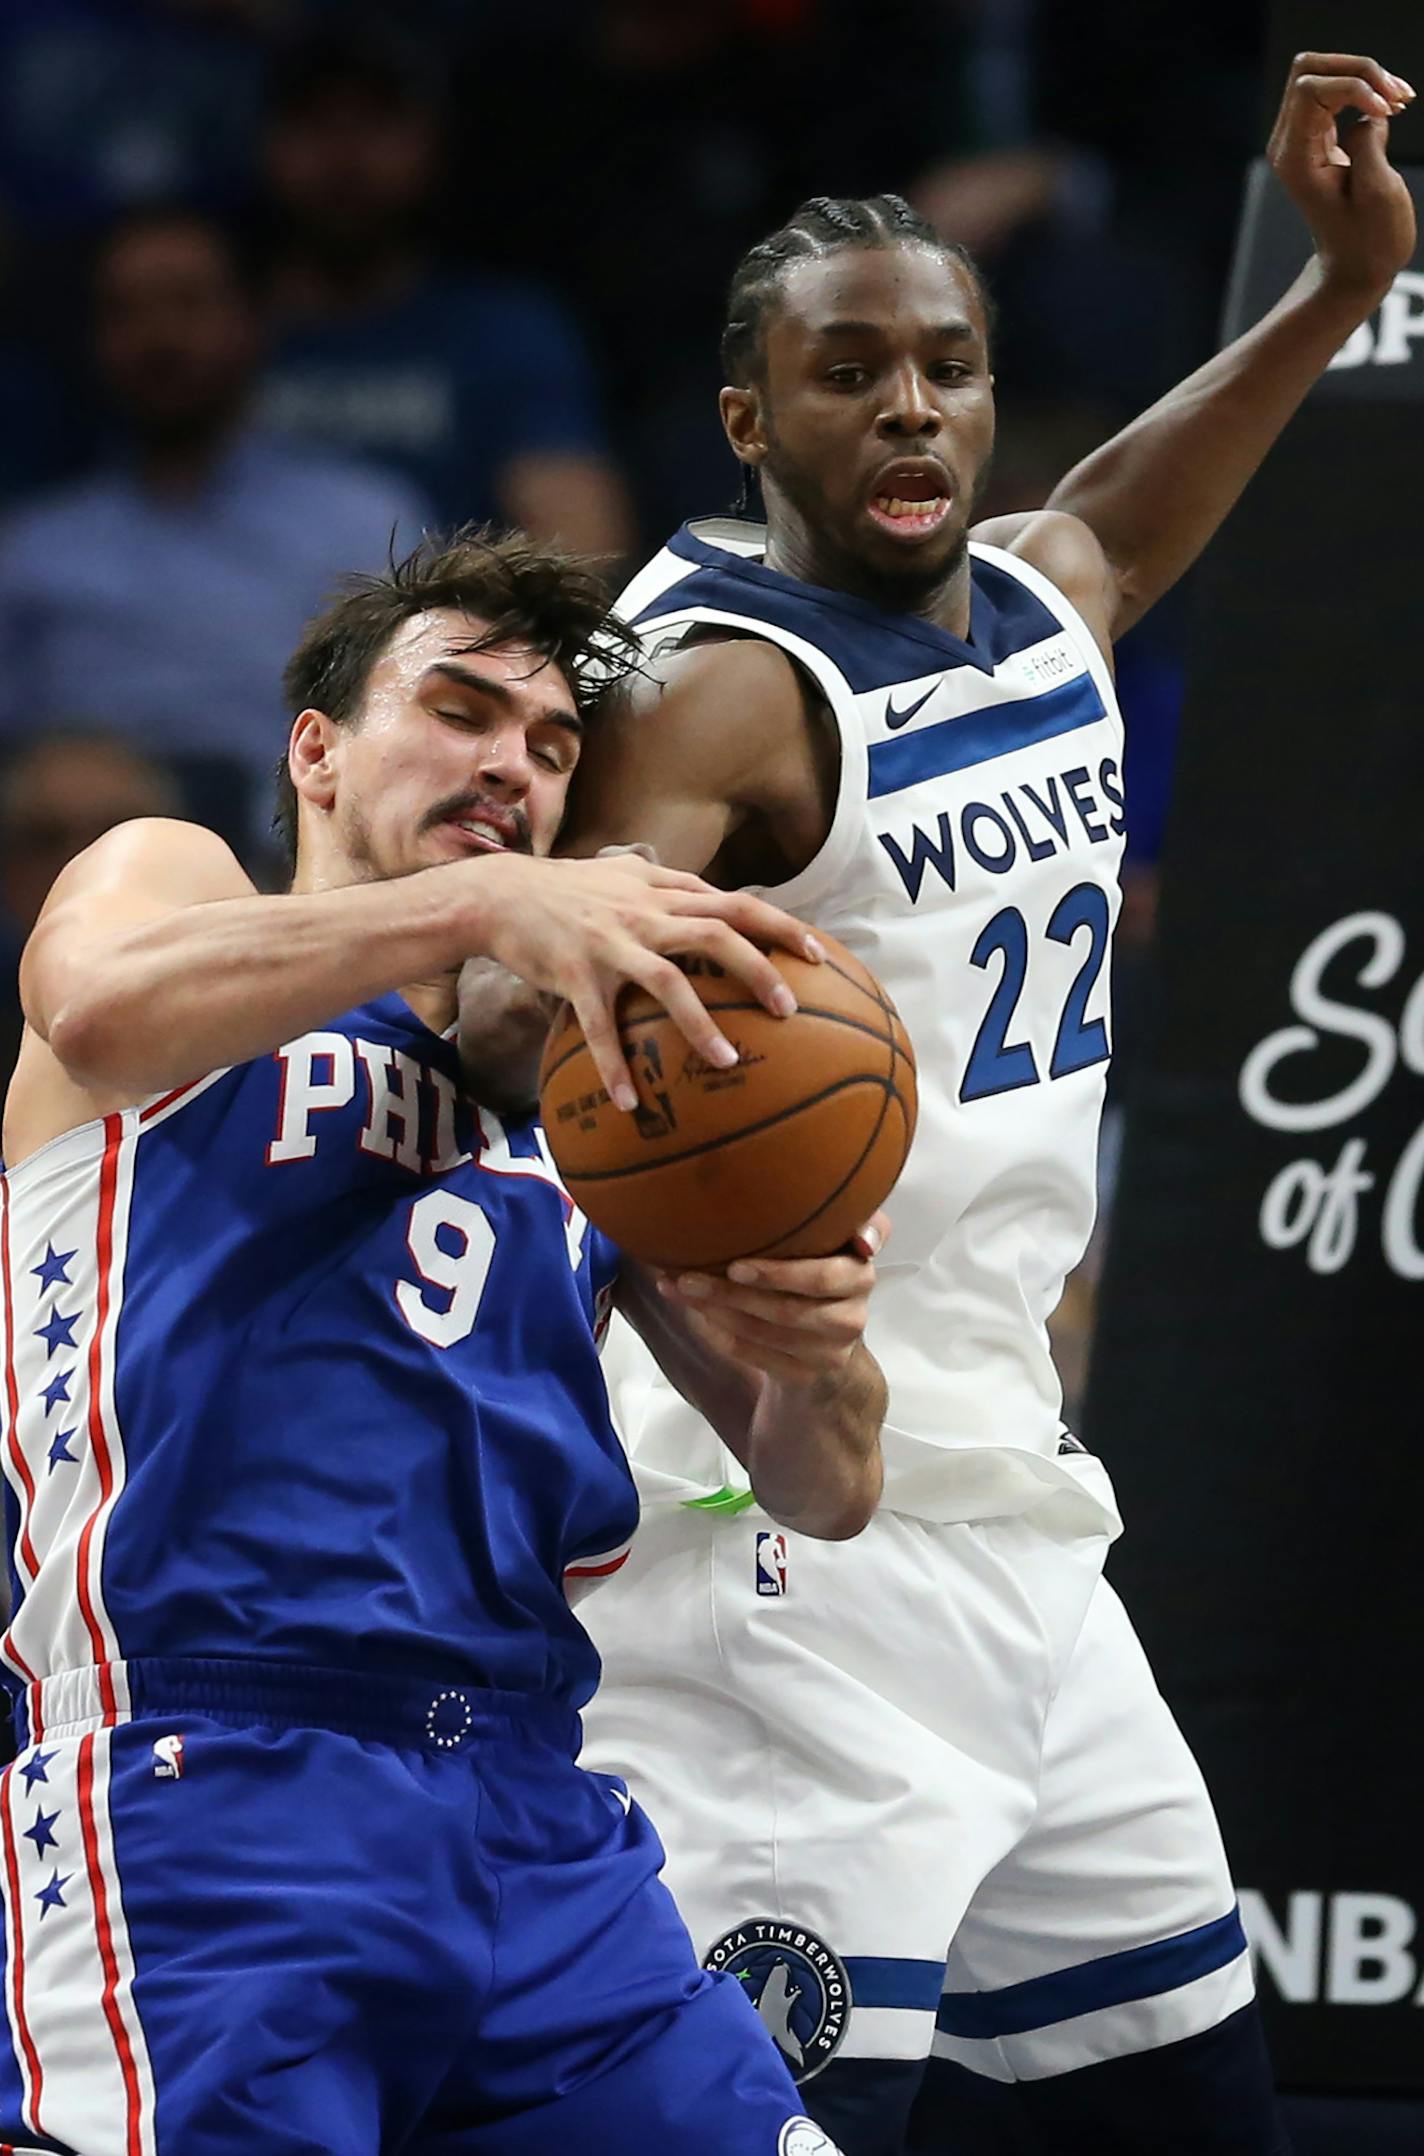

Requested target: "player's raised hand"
[
  {"left": 1269, "top": 53, "right": 1417, "bottom": 298},
  {"left": 470, "top": 849, "right": 822, "bottom": 1110},
  {"left": 659, "top": 1214, "right": 889, "bottom": 1388}
]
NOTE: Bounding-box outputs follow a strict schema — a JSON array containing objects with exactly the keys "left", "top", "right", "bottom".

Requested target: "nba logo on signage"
[{"left": 756, "top": 1531, "right": 788, "bottom": 1597}]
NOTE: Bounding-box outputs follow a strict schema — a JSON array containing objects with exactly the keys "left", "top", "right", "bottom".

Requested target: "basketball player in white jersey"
[{"left": 532, "top": 51, "right": 1416, "bottom": 2156}]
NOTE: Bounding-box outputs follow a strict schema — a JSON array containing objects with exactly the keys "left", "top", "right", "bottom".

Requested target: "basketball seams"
[
  {"left": 753, "top": 1104, "right": 910, "bottom": 1260},
  {"left": 750, "top": 959, "right": 904, "bottom": 1257},
  {"left": 541, "top": 999, "right": 912, "bottom": 1095},
  {"left": 551, "top": 1066, "right": 900, "bottom": 1183},
  {"left": 538, "top": 928, "right": 917, "bottom": 1266}
]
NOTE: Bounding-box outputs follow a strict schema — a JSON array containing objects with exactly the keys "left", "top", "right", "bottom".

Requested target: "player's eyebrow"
[{"left": 422, "top": 659, "right": 583, "bottom": 736}]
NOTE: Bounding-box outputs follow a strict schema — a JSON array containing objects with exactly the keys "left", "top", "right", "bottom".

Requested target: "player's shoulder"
[
  {"left": 42, "top": 817, "right": 253, "bottom": 917},
  {"left": 970, "top": 508, "right": 1114, "bottom": 660},
  {"left": 627, "top": 629, "right": 812, "bottom": 768},
  {"left": 971, "top": 506, "right": 1107, "bottom": 588}
]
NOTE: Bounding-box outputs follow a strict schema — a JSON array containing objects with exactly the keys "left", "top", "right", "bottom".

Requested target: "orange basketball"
[{"left": 538, "top": 932, "right": 917, "bottom": 1269}]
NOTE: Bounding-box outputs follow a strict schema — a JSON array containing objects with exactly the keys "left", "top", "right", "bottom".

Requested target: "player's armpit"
[
  {"left": 971, "top": 508, "right": 1118, "bottom": 668},
  {"left": 559, "top": 637, "right": 827, "bottom": 878}
]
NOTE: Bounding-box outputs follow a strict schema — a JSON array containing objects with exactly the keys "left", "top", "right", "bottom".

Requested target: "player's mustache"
[{"left": 422, "top": 791, "right": 533, "bottom": 853}]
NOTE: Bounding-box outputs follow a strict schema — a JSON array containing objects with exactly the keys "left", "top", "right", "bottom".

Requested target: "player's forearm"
[
  {"left": 32, "top": 866, "right": 495, "bottom": 1093},
  {"left": 745, "top": 1346, "right": 886, "bottom": 1541},
  {"left": 1047, "top": 258, "right": 1386, "bottom": 637},
  {"left": 456, "top": 959, "right": 558, "bottom": 1115}
]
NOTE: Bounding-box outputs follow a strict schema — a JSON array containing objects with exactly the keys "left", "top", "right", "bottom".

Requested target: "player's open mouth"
[
  {"left": 866, "top": 464, "right": 954, "bottom": 539},
  {"left": 445, "top": 818, "right": 511, "bottom": 853}
]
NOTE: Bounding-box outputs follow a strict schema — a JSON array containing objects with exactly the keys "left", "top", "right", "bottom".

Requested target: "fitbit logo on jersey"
[
  {"left": 1242, "top": 1889, "right": 1424, "bottom": 2006},
  {"left": 1238, "top": 911, "right": 1424, "bottom": 1277}
]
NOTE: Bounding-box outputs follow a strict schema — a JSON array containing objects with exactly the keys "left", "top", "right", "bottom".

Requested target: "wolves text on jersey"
[{"left": 877, "top": 755, "right": 1124, "bottom": 905}]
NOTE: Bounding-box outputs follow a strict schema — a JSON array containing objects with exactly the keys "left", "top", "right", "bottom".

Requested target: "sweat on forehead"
[{"left": 374, "top": 611, "right": 572, "bottom": 706}]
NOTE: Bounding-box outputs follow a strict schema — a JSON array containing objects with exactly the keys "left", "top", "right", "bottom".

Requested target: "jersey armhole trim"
[{"left": 967, "top": 539, "right": 1120, "bottom": 724}]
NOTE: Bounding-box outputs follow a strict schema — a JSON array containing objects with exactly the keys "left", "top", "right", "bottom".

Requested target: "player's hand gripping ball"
[{"left": 539, "top": 930, "right": 917, "bottom": 1269}]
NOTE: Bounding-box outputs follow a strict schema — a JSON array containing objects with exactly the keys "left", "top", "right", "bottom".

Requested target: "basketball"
[{"left": 538, "top": 931, "right": 917, "bottom": 1269}]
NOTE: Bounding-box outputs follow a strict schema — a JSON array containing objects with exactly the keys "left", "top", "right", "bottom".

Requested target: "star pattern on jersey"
[
  {"left": 47, "top": 1428, "right": 78, "bottom": 1473},
  {"left": 34, "top": 1869, "right": 71, "bottom": 1918},
  {"left": 22, "top": 1808, "right": 60, "bottom": 1859},
  {"left": 40, "top": 1370, "right": 72, "bottom": 1417},
  {"left": 34, "top": 1308, "right": 80, "bottom": 1359},
  {"left": 18, "top": 1748, "right": 56, "bottom": 1793},
  {"left": 31, "top": 1244, "right": 75, "bottom": 1294}
]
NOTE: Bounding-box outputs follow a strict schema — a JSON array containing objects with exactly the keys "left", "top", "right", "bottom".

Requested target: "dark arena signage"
[{"left": 1086, "top": 158, "right": 1424, "bottom": 2089}]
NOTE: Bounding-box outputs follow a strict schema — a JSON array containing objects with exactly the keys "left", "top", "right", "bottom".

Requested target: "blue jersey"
[{"left": 0, "top": 993, "right": 634, "bottom": 1728}]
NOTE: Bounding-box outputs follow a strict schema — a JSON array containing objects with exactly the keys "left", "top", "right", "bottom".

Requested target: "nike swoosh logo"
[{"left": 884, "top": 685, "right": 938, "bottom": 730}]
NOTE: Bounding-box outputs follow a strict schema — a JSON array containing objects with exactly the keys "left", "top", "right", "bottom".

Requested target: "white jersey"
[{"left": 606, "top": 517, "right": 1125, "bottom": 1534}]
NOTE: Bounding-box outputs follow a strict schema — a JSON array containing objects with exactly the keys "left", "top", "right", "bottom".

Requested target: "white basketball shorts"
[{"left": 579, "top": 1490, "right": 1255, "bottom": 2087}]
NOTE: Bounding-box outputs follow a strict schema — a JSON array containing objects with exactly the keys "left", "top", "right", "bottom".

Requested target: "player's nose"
[
  {"left": 475, "top": 724, "right": 535, "bottom": 796},
  {"left": 877, "top": 361, "right": 941, "bottom": 437}
]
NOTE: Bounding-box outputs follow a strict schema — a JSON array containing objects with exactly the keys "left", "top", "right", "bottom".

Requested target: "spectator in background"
[
  {"left": 0, "top": 731, "right": 178, "bottom": 1091},
  {"left": 259, "top": 28, "right": 633, "bottom": 559},
  {"left": 0, "top": 205, "right": 427, "bottom": 857}
]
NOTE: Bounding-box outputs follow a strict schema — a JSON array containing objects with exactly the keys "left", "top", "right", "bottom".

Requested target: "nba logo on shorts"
[
  {"left": 756, "top": 1531, "right": 788, "bottom": 1597},
  {"left": 152, "top": 1734, "right": 185, "bottom": 1780}
]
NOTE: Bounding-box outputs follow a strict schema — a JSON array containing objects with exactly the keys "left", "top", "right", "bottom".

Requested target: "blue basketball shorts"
[{"left": 0, "top": 1659, "right": 836, "bottom": 2155}]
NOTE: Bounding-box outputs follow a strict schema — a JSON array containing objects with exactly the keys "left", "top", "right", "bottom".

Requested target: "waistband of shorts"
[{"left": 11, "top": 1657, "right": 581, "bottom": 1756}]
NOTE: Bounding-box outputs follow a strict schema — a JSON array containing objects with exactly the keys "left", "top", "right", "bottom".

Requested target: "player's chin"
[{"left": 857, "top": 523, "right": 966, "bottom": 589}]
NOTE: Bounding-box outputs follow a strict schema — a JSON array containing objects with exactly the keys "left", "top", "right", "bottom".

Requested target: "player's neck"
[{"left": 763, "top": 524, "right": 973, "bottom": 637}]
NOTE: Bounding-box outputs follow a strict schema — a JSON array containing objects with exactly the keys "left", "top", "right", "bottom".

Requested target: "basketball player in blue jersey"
[
  {"left": 499, "top": 49, "right": 1414, "bottom": 2156},
  {"left": 0, "top": 529, "right": 891, "bottom": 2154}
]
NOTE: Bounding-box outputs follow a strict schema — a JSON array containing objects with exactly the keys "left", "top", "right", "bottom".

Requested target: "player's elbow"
[
  {"left": 820, "top": 1453, "right": 884, "bottom": 1540},
  {"left": 771, "top": 1450, "right": 883, "bottom": 1543},
  {"left": 40, "top": 983, "right": 129, "bottom": 1086}
]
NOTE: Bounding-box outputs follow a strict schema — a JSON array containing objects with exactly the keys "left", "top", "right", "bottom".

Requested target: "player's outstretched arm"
[
  {"left": 985, "top": 52, "right": 1417, "bottom": 642},
  {"left": 11, "top": 817, "right": 824, "bottom": 1132},
  {"left": 616, "top": 1220, "right": 889, "bottom": 1541}
]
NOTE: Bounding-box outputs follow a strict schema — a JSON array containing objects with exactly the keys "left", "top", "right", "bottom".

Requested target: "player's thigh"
[
  {"left": 582, "top": 1502, "right": 1059, "bottom": 2085},
  {"left": 421, "top": 1973, "right": 842, "bottom": 2156},
  {"left": 0, "top": 1719, "right": 469, "bottom": 2155},
  {"left": 938, "top": 1577, "right": 1262, "bottom": 2097}
]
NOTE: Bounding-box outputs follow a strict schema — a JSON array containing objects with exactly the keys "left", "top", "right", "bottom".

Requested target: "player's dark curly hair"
[
  {"left": 274, "top": 525, "right": 640, "bottom": 872},
  {"left": 722, "top": 193, "right": 992, "bottom": 386},
  {"left": 721, "top": 194, "right": 993, "bottom": 514}
]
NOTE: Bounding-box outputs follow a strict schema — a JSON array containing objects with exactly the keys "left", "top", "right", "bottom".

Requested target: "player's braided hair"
[
  {"left": 721, "top": 194, "right": 992, "bottom": 514},
  {"left": 721, "top": 193, "right": 990, "bottom": 387},
  {"left": 273, "top": 524, "right": 640, "bottom": 872}
]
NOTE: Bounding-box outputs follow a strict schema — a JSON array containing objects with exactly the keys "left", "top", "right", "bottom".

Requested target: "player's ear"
[
  {"left": 288, "top": 707, "right": 341, "bottom": 814},
  {"left": 720, "top": 383, "right": 767, "bottom": 471}
]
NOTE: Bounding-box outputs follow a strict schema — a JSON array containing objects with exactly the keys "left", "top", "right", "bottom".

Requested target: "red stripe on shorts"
[{"left": 76, "top": 1735, "right": 143, "bottom": 2155}]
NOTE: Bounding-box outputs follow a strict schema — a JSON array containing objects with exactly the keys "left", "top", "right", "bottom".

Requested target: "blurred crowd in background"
[{"left": 0, "top": 0, "right": 1270, "bottom": 1377}]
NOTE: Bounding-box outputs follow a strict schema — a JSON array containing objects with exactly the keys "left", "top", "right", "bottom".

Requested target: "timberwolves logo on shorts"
[{"left": 703, "top": 1919, "right": 851, "bottom": 2081}]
